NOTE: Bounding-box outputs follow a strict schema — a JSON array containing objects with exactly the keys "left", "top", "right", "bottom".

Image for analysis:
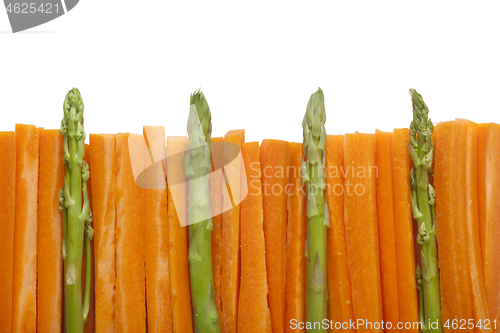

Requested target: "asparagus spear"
[
  {"left": 60, "top": 88, "right": 93, "bottom": 333},
  {"left": 301, "top": 88, "right": 329, "bottom": 331},
  {"left": 185, "top": 89, "right": 221, "bottom": 333},
  {"left": 408, "top": 88, "right": 442, "bottom": 333}
]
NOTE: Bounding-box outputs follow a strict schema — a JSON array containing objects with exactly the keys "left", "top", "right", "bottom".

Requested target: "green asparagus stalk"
[
  {"left": 185, "top": 89, "right": 221, "bottom": 333},
  {"left": 60, "top": 88, "right": 93, "bottom": 333},
  {"left": 301, "top": 88, "right": 329, "bottom": 332},
  {"left": 408, "top": 88, "right": 442, "bottom": 333}
]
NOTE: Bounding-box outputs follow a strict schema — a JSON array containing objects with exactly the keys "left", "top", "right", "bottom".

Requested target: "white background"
[{"left": 1, "top": 1, "right": 499, "bottom": 143}]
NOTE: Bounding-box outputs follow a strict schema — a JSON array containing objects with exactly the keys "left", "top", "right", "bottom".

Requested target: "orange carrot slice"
[
  {"left": 221, "top": 130, "right": 245, "bottom": 333},
  {"left": 90, "top": 134, "right": 116, "bottom": 332},
  {"left": 434, "top": 121, "right": 474, "bottom": 327},
  {"left": 166, "top": 137, "right": 193, "bottom": 333},
  {"left": 391, "top": 128, "right": 419, "bottom": 331},
  {"left": 83, "top": 143, "right": 96, "bottom": 333},
  {"left": 12, "top": 124, "right": 39, "bottom": 332},
  {"left": 143, "top": 126, "right": 172, "bottom": 333},
  {"left": 325, "top": 135, "right": 355, "bottom": 332},
  {"left": 343, "top": 133, "right": 383, "bottom": 333},
  {"left": 211, "top": 136, "right": 224, "bottom": 315},
  {"left": 477, "top": 123, "right": 500, "bottom": 330},
  {"left": 285, "top": 142, "right": 307, "bottom": 333},
  {"left": 37, "top": 130, "right": 65, "bottom": 333},
  {"left": 456, "top": 119, "right": 491, "bottom": 332},
  {"left": 0, "top": 131, "right": 16, "bottom": 333},
  {"left": 260, "top": 139, "right": 291, "bottom": 333},
  {"left": 238, "top": 141, "right": 272, "bottom": 333},
  {"left": 115, "top": 133, "right": 146, "bottom": 332},
  {"left": 375, "top": 130, "right": 400, "bottom": 331}
]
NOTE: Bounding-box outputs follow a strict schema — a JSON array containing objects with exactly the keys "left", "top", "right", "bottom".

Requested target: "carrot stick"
[
  {"left": 0, "top": 131, "right": 16, "bottom": 333},
  {"left": 477, "top": 123, "right": 500, "bottom": 331},
  {"left": 37, "top": 130, "right": 64, "bottom": 333},
  {"left": 115, "top": 133, "right": 146, "bottom": 332},
  {"left": 90, "top": 134, "right": 116, "bottom": 333},
  {"left": 434, "top": 121, "right": 474, "bottom": 327},
  {"left": 260, "top": 139, "right": 291, "bottom": 333},
  {"left": 221, "top": 129, "right": 245, "bottom": 333},
  {"left": 83, "top": 143, "right": 96, "bottom": 333},
  {"left": 211, "top": 136, "right": 224, "bottom": 316},
  {"left": 391, "top": 128, "right": 419, "bottom": 331},
  {"left": 166, "top": 136, "right": 193, "bottom": 333},
  {"left": 343, "top": 133, "right": 383, "bottom": 333},
  {"left": 143, "top": 126, "right": 172, "bottom": 333},
  {"left": 456, "top": 119, "right": 491, "bottom": 332},
  {"left": 375, "top": 130, "right": 400, "bottom": 331},
  {"left": 238, "top": 141, "right": 272, "bottom": 333},
  {"left": 325, "top": 135, "right": 355, "bottom": 332},
  {"left": 285, "top": 142, "right": 307, "bottom": 333},
  {"left": 12, "top": 124, "right": 39, "bottom": 332}
]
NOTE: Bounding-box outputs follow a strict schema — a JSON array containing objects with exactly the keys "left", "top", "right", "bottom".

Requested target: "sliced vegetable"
[
  {"left": 477, "top": 122, "right": 500, "bottom": 329},
  {"left": 434, "top": 121, "right": 473, "bottom": 326},
  {"left": 457, "top": 119, "right": 490, "bottom": 331},
  {"left": 211, "top": 136, "right": 224, "bottom": 316},
  {"left": 144, "top": 126, "right": 172, "bottom": 333},
  {"left": 166, "top": 136, "right": 194, "bottom": 333},
  {"left": 285, "top": 142, "right": 307, "bottom": 333},
  {"left": 221, "top": 129, "right": 245, "bottom": 333},
  {"left": 12, "top": 124, "right": 39, "bottom": 332},
  {"left": 115, "top": 133, "right": 146, "bottom": 332},
  {"left": 343, "top": 132, "right": 384, "bottom": 330},
  {"left": 375, "top": 130, "right": 400, "bottom": 329},
  {"left": 238, "top": 141, "right": 272, "bottom": 333},
  {"left": 0, "top": 131, "right": 16, "bottom": 333},
  {"left": 260, "top": 139, "right": 291, "bottom": 333},
  {"left": 38, "top": 130, "right": 65, "bottom": 333},
  {"left": 392, "top": 128, "right": 419, "bottom": 331},
  {"left": 89, "top": 134, "right": 116, "bottom": 332},
  {"left": 325, "top": 134, "right": 355, "bottom": 332}
]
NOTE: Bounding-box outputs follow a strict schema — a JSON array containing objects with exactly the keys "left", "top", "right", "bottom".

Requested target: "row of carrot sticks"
[{"left": 0, "top": 121, "right": 499, "bottom": 332}]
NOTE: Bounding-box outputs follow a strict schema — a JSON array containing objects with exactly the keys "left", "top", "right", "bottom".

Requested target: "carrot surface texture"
[
  {"left": 408, "top": 89, "right": 442, "bottom": 333},
  {"left": 143, "top": 126, "right": 172, "bottom": 333},
  {"left": 185, "top": 91, "right": 221, "bottom": 332},
  {"left": 0, "top": 132, "right": 16, "bottom": 333},
  {"left": 285, "top": 142, "right": 307, "bottom": 333},
  {"left": 59, "top": 88, "right": 93, "bottom": 333},
  {"left": 238, "top": 141, "right": 272, "bottom": 333},
  {"left": 435, "top": 121, "right": 474, "bottom": 331},
  {"left": 82, "top": 144, "right": 95, "bottom": 333},
  {"left": 38, "top": 130, "right": 65, "bottom": 333},
  {"left": 211, "top": 136, "right": 224, "bottom": 316},
  {"left": 221, "top": 129, "right": 245, "bottom": 333},
  {"left": 325, "top": 135, "right": 355, "bottom": 333},
  {"left": 115, "top": 133, "right": 146, "bottom": 332},
  {"left": 344, "top": 132, "right": 383, "bottom": 333},
  {"left": 478, "top": 123, "right": 500, "bottom": 332},
  {"left": 89, "top": 134, "right": 116, "bottom": 333},
  {"left": 375, "top": 130, "right": 400, "bottom": 331},
  {"left": 260, "top": 139, "right": 290, "bottom": 333},
  {"left": 301, "top": 88, "right": 329, "bottom": 332},
  {"left": 12, "top": 124, "right": 39, "bottom": 332},
  {"left": 166, "top": 136, "right": 194, "bottom": 333},
  {"left": 392, "top": 128, "right": 419, "bottom": 331},
  {"left": 457, "top": 119, "right": 490, "bottom": 332}
]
